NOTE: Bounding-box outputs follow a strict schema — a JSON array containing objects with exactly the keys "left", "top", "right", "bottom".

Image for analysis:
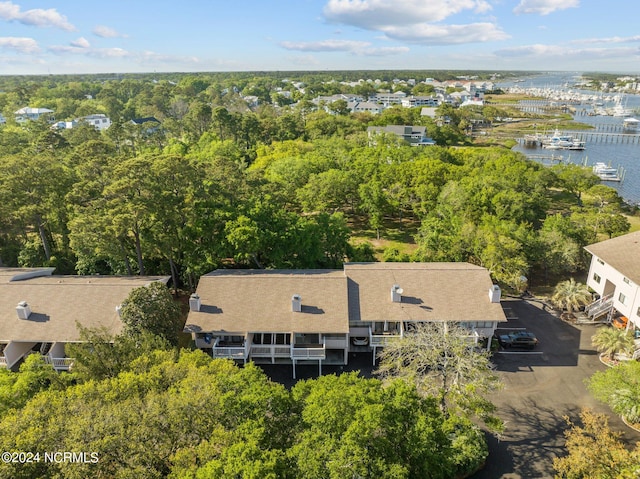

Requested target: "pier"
[{"left": 519, "top": 130, "right": 640, "bottom": 146}]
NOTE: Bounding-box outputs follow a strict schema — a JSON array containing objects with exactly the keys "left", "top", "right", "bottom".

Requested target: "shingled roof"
[{"left": 585, "top": 231, "right": 640, "bottom": 285}]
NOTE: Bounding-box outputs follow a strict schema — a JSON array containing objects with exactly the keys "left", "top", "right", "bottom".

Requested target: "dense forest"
[{"left": 0, "top": 72, "right": 631, "bottom": 291}]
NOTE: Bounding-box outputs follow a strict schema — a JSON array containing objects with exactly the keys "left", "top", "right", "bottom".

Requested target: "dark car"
[{"left": 495, "top": 330, "right": 538, "bottom": 350}]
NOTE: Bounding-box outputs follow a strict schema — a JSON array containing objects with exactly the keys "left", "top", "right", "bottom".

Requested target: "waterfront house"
[
  {"left": 585, "top": 231, "right": 640, "bottom": 340},
  {"left": 367, "top": 125, "right": 436, "bottom": 146},
  {"left": 184, "top": 263, "right": 506, "bottom": 377},
  {"left": 0, "top": 267, "right": 169, "bottom": 371}
]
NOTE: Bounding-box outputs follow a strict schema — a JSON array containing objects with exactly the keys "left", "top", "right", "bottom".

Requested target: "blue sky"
[{"left": 0, "top": 0, "right": 638, "bottom": 75}]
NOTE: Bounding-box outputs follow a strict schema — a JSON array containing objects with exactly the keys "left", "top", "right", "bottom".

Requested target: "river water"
[{"left": 496, "top": 72, "right": 640, "bottom": 204}]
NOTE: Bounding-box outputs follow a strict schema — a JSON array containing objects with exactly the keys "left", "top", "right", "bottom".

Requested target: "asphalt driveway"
[{"left": 471, "top": 298, "right": 640, "bottom": 479}]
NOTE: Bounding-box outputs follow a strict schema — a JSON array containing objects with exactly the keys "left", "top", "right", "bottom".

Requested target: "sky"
[{"left": 0, "top": 0, "right": 638, "bottom": 75}]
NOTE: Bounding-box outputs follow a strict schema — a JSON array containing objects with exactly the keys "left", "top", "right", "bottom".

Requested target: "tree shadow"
[{"left": 471, "top": 399, "right": 579, "bottom": 478}]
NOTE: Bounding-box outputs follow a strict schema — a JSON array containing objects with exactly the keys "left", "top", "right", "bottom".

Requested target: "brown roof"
[
  {"left": 0, "top": 270, "right": 169, "bottom": 342},
  {"left": 585, "top": 231, "right": 640, "bottom": 285},
  {"left": 345, "top": 262, "right": 506, "bottom": 323},
  {"left": 185, "top": 263, "right": 506, "bottom": 335},
  {"left": 185, "top": 270, "right": 349, "bottom": 335}
]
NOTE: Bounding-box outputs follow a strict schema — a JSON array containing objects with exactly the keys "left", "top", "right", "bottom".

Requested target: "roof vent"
[
  {"left": 189, "top": 293, "right": 201, "bottom": 312},
  {"left": 115, "top": 304, "right": 123, "bottom": 317},
  {"left": 292, "top": 294, "right": 302, "bottom": 312},
  {"left": 391, "top": 284, "right": 403, "bottom": 303},
  {"left": 16, "top": 301, "right": 32, "bottom": 319},
  {"left": 489, "top": 285, "right": 501, "bottom": 303}
]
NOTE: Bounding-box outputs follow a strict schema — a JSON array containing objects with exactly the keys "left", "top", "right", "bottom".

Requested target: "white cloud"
[
  {"left": 575, "top": 35, "right": 640, "bottom": 45},
  {"left": 495, "top": 43, "right": 640, "bottom": 61},
  {"left": 513, "top": 0, "right": 579, "bottom": 15},
  {"left": 321, "top": 1, "right": 504, "bottom": 46},
  {"left": 0, "top": 1, "right": 75, "bottom": 30},
  {"left": 323, "top": 0, "right": 492, "bottom": 28},
  {"left": 0, "top": 36, "right": 39, "bottom": 53},
  {"left": 93, "top": 25, "right": 128, "bottom": 38},
  {"left": 280, "top": 39, "right": 370, "bottom": 52},
  {"left": 383, "top": 22, "right": 509, "bottom": 45},
  {"left": 280, "top": 39, "right": 408, "bottom": 56},
  {"left": 70, "top": 37, "right": 90, "bottom": 48}
]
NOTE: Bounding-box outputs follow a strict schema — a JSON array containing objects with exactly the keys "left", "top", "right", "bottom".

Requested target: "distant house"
[
  {"left": 51, "top": 120, "right": 78, "bottom": 130},
  {"left": 80, "top": 113, "right": 112, "bottom": 131},
  {"left": 584, "top": 231, "right": 640, "bottom": 345},
  {"left": 370, "top": 92, "right": 406, "bottom": 107},
  {"left": 14, "top": 107, "right": 55, "bottom": 123},
  {"left": 184, "top": 263, "right": 506, "bottom": 377},
  {"left": 0, "top": 267, "right": 169, "bottom": 371},
  {"left": 401, "top": 96, "right": 439, "bottom": 108},
  {"left": 130, "top": 117, "right": 161, "bottom": 135},
  {"left": 348, "top": 101, "right": 383, "bottom": 114},
  {"left": 367, "top": 125, "right": 436, "bottom": 146},
  {"left": 0, "top": 113, "right": 6, "bottom": 125}
]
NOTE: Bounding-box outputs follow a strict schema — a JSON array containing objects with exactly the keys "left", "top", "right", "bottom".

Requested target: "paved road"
[{"left": 471, "top": 298, "right": 640, "bottom": 478}]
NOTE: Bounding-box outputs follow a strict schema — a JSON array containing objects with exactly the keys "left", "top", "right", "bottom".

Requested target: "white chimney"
[
  {"left": 189, "top": 294, "right": 201, "bottom": 312},
  {"left": 292, "top": 294, "right": 302, "bottom": 312},
  {"left": 16, "top": 301, "right": 31, "bottom": 319},
  {"left": 489, "top": 285, "right": 501, "bottom": 303},
  {"left": 391, "top": 284, "right": 403, "bottom": 303}
]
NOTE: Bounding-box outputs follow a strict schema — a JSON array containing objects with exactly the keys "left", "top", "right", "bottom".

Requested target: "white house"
[
  {"left": 348, "top": 101, "right": 383, "bottom": 114},
  {"left": 80, "top": 113, "right": 112, "bottom": 131},
  {"left": 584, "top": 231, "right": 640, "bottom": 337},
  {"left": 184, "top": 263, "right": 507, "bottom": 377},
  {"left": 14, "top": 107, "right": 55, "bottom": 123},
  {"left": 0, "top": 267, "right": 169, "bottom": 371}
]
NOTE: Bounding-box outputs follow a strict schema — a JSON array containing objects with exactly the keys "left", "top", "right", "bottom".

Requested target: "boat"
[
  {"left": 542, "top": 129, "right": 585, "bottom": 150},
  {"left": 592, "top": 162, "right": 621, "bottom": 182},
  {"left": 623, "top": 117, "right": 640, "bottom": 132}
]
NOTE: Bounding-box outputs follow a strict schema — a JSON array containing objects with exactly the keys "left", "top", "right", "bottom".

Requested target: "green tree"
[
  {"left": 588, "top": 360, "right": 640, "bottom": 424},
  {"left": 553, "top": 409, "right": 640, "bottom": 479},
  {"left": 120, "top": 282, "right": 182, "bottom": 346},
  {"left": 376, "top": 322, "right": 503, "bottom": 431},
  {"left": 551, "top": 278, "right": 592, "bottom": 313}
]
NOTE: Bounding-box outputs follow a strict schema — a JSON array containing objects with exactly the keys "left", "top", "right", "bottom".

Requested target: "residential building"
[
  {"left": 0, "top": 267, "right": 169, "bottom": 371},
  {"left": 584, "top": 231, "right": 640, "bottom": 338},
  {"left": 370, "top": 92, "right": 407, "bottom": 107},
  {"left": 80, "top": 113, "right": 112, "bottom": 131},
  {"left": 401, "top": 96, "right": 439, "bottom": 108},
  {"left": 0, "top": 113, "right": 6, "bottom": 125},
  {"left": 14, "top": 107, "right": 55, "bottom": 123},
  {"left": 184, "top": 263, "right": 506, "bottom": 377},
  {"left": 367, "top": 125, "right": 436, "bottom": 146},
  {"left": 348, "top": 101, "right": 383, "bottom": 114}
]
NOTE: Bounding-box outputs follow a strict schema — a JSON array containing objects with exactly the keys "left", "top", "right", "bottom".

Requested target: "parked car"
[
  {"left": 351, "top": 336, "right": 369, "bottom": 346},
  {"left": 495, "top": 330, "right": 538, "bottom": 350},
  {"left": 612, "top": 316, "right": 628, "bottom": 330}
]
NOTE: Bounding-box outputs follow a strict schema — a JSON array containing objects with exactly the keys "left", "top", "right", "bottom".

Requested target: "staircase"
[{"left": 584, "top": 294, "right": 613, "bottom": 321}]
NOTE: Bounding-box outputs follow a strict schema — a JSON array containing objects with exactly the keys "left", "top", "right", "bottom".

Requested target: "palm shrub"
[
  {"left": 591, "top": 326, "right": 635, "bottom": 361},
  {"left": 551, "top": 278, "right": 592, "bottom": 313}
]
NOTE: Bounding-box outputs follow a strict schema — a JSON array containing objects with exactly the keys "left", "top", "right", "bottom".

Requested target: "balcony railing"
[
  {"left": 44, "top": 357, "right": 74, "bottom": 371},
  {"left": 291, "top": 343, "right": 326, "bottom": 360},
  {"left": 0, "top": 356, "right": 6, "bottom": 367},
  {"left": 370, "top": 333, "right": 400, "bottom": 347},
  {"left": 250, "top": 345, "right": 291, "bottom": 358}
]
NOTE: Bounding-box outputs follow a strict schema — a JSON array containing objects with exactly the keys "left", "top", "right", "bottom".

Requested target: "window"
[
  {"left": 597, "top": 259, "right": 605, "bottom": 265},
  {"left": 619, "top": 293, "right": 627, "bottom": 305},
  {"left": 623, "top": 277, "right": 631, "bottom": 285},
  {"left": 593, "top": 273, "right": 601, "bottom": 284}
]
